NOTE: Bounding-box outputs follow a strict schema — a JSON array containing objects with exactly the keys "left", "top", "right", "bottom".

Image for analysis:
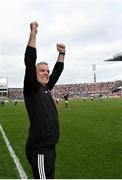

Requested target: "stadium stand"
[
  {"left": 8, "top": 88, "right": 23, "bottom": 100},
  {"left": 5, "top": 80, "right": 122, "bottom": 100},
  {"left": 0, "top": 77, "right": 9, "bottom": 101},
  {"left": 51, "top": 80, "right": 122, "bottom": 99}
]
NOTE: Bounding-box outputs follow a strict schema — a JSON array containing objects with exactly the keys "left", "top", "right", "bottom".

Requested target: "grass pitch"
[{"left": 0, "top": 98, "right": 122, "bottom": 178}]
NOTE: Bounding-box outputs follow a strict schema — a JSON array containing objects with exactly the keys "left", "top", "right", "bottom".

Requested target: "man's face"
[{"left": 36, "top": 64, "right": 50, "bottom": 86}]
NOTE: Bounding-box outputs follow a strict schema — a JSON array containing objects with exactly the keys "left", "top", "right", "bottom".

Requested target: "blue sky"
[{"left": 0, "top": 0, "right": 122, "bottom": 87}]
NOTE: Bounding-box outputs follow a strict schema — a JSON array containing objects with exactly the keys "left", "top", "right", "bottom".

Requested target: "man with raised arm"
[{"left": 23, "top": 21, "right": 65, "bottom": 179}]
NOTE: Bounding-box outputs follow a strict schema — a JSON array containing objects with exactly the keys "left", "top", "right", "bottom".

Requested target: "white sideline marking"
[{"left": 0, "top": 124, "right": 28, "bottom": 179}]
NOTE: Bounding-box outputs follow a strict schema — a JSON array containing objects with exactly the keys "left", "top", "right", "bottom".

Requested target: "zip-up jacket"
[{"left": 23, "top": 46, "right": 64, "bottom": 149}]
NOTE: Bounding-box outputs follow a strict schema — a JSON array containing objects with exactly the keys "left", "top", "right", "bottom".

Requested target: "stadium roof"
[{"left": 104, "top": 53, "right": 122, "bottom": 61}]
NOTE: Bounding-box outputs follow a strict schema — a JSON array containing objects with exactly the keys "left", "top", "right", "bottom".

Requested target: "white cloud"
[{"left": 0, "top": 0, "right": 122, "bottom": 87}]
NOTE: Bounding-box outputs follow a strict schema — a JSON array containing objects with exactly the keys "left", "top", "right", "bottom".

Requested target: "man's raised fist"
[{"left": 30, "top": 21, "right": 38, "bottom": 33}]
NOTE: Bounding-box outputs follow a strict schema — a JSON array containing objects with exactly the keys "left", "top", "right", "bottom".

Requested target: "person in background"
[{"left": 64, "top": 93, "right": 69, "bottom": 110}]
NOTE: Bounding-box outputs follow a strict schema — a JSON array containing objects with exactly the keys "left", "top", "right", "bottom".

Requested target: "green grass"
[{"left": 0, "top": 98, "right": 122, "bottom": 178}]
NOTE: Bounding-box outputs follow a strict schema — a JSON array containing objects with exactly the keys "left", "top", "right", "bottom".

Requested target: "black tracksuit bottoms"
[{"left": 26, "top": 145, "right": 56, "bottom": 179}]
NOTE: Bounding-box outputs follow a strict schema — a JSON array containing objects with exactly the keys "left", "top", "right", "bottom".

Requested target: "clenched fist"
[
  {"left": 30, "top": 21, "right": 38, "bottom": 33},
  {"left": 57, "top": 43, "right": 66, "bottom": 54}
]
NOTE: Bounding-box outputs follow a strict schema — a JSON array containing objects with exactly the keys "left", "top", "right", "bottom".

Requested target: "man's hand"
[
  {"left": 30, "top": 21, "right": 38, "bottom": 34},
  {"left": 57, "top": 43, "right": 66, "bottom": 62},
  {"left": 28, "top": 21, "right": 38, "bottom": 48},
  {"left": 57, "top": 43, "right": 65, "bottom": 54}
]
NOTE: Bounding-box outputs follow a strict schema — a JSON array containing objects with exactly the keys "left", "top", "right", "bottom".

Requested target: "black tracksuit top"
[{"left": 23, "top": 46, "right": 64, "bottom": 149}]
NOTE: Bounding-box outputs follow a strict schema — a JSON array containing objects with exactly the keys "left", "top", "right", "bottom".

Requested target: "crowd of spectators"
[
  {"left": 8, "top": 88, "right": 23, "bottom": 100},
  {"left": 52, "top": 80, "right": 122, "bottom": 99},
  {"left": 5, "top": 80, "right": 122, "bottom": 100}
]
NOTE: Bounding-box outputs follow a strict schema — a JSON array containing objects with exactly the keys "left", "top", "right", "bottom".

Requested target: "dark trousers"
[{"left": 26, "top": 145, "right": 56, "bottom": 179}]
